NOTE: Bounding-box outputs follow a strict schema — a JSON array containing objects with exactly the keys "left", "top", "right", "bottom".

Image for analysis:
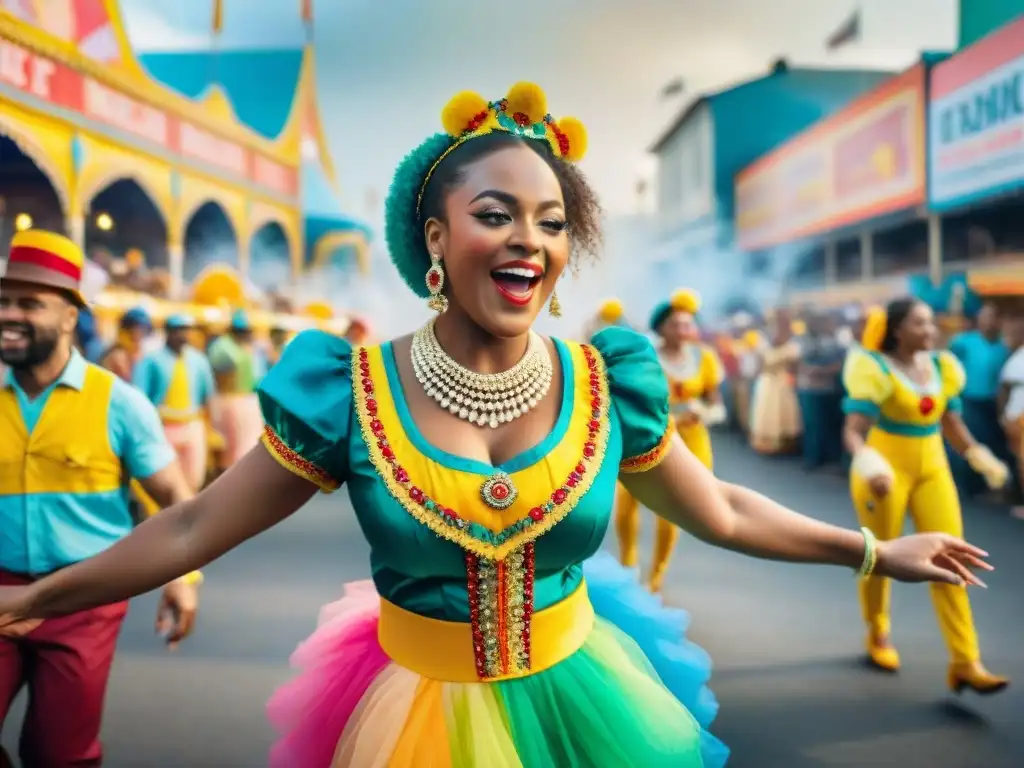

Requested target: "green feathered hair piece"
[{"left": 384, "top": 133, "right": 455, "bottom": 299}]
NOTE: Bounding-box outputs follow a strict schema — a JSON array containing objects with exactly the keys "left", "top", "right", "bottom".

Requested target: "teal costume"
[{"left": 260, "top": 326, "right": 727, "bottom": 767}]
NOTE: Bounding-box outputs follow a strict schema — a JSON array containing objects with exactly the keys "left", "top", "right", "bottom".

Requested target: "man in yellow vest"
[
  {"left": 133, "top": 314, "right": 217, "bottom": 493},
  {"left": 0, "top": 230, "right": 200, "bottom": 768}
]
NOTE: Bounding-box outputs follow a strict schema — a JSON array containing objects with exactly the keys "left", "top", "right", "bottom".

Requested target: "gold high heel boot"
[
  {"left": 866, "top": 631, "right": 901, "bottom": 672},
  {"left": 947, "top": 661, "right": 1009, "bottom": 695}
]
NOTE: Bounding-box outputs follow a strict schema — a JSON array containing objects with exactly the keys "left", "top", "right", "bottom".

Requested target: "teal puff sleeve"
[
  {"left": 591, "top": 326, "right": 674, "bottom": 474},
  {"left": 256, "top": 330, "right": 352, "bottom": 492}
]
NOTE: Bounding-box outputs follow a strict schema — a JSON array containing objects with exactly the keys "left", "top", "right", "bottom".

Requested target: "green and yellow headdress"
[
  {"left": 384, "top": 82, "right": 589, "bottom": 298},
  {"left": 649, "top": 288, "right": 701, "bottom": 331}
]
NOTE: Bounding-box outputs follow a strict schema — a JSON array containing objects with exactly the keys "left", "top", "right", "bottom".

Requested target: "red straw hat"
[{"left": 3, "top": 229, "right": 86, "bottom": 306}]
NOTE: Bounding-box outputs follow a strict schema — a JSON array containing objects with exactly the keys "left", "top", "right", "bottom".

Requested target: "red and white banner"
[{"left": 0, "top": 37, "right": 298, "bottom": 198}]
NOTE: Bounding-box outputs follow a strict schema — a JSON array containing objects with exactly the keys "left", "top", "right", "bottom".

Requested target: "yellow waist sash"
[{"left": 378, "top": 581, "right": 594, "bottom": 683}]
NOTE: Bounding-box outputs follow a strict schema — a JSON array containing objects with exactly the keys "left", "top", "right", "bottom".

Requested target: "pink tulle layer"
[{"left": 267, "top": 581, "right": 388, "bottom": 768}]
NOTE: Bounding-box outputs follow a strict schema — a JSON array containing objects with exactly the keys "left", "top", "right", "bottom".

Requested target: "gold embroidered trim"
[
  {"left": 466, "top": 542, "right": 535, "bottom": 679},
  {"left": 260, "top": 426, "right": 340, "bottom": 493},
  {"left": 619, "top": 417, "right": 676, "bottom": 474},
  {"left": 351, "top": 343, "right": 612, "bottom": 562}
]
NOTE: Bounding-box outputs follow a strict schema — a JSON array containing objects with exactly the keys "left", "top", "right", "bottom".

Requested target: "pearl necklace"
[{"left": 411, "top": 320, "right": 553, "bottom": 428}]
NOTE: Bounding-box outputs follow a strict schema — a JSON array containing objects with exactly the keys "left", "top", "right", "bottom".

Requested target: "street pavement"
[{"left": 4, "top": 433, "right": 1023, "bottom": 767}]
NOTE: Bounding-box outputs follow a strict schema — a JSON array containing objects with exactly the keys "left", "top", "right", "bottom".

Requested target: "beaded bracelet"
[{"left": 857, "top": 527, "right": 878, "bottom": 578}]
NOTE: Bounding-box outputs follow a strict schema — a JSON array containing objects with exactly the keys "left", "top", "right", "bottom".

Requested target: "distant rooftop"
[{"left": 648, "top": 61, "right": 899, "bottom": 154}]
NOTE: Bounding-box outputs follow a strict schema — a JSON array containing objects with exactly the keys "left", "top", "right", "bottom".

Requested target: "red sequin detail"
[
  {"left": 465, "top": 553, "right": 487, "bottom": 679},
  {"left": 521, "top": 542, "right": 535, "bottom": 663},
  {"left": 262, "top": 426, "right": 336, "bottom": 490},
  {"left": 466, "top": 110, "right": 490, "bottom": 132},
  {"left": 620, "top": 420, "right": 674, "bottom": 473},
  {"left": 512, "top": 111, "right": 531, "bottom": 126},
  {"left": 491, "top": 483, "right": 510, "bottom": 500},
  {"left": 549, "top": 123, "right": 570, "bottom": 156},
  {"left": 464, "top": 544, "right": 536, "bottom": 679},
  {"left": 919, "top": 396, "right": 935, "bottom": 416}
]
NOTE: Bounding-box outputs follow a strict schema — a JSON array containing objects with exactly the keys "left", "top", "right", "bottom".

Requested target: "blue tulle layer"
[{"left": 584, "top": 551, "right": 730, "bottom": 768}]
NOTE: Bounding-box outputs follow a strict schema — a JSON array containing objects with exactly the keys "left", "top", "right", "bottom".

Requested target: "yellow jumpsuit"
[
  {"left": 616, "top": 343, "right": 723, "bottom": 591},
  {"left": 844, "top": 349, "right": 979, "bottom": 665}
]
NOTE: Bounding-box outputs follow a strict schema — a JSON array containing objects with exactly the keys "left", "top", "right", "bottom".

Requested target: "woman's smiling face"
[{"left": 424, "top": 142, "right": 570, "bottom": 339}]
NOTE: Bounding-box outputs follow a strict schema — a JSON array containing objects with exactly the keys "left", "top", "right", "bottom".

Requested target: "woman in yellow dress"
[
  {"left": 749, "top": 312, "right": 802, "bottom": 454},
  {"left": 0, "top": 83, "right": 993, "bottom": 768},
  {"left": 842, "top": 298, "right": 1009, "bottom": 693},
  {"left": 616, "top": 289, "right": 725, "bottom": 592}
]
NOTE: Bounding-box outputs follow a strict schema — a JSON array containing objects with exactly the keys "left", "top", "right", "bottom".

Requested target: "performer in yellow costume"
[
  {"left": 842, "top": 298, "right": 1010, "bottom": 693},
  {"left": 616, "top": 289, "right": 725, "bottom": 592}
]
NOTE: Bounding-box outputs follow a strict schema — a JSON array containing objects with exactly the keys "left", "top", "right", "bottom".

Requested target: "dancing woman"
[
  {"left": 842, "top": 298, "right": 1008, "bottom": 692},
  {"left": 615, "top": 289, "right": 726, "bottom": 592},
  {"left": 0, "top": 83, "right": 992, "bottom": 767}
]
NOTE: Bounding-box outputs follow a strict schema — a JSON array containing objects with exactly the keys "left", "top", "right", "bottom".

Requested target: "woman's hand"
[
  {"left": 868, "top": 475, "right": 892, "bottom": 498},
  {"left": 676, "top": 410, "right": 701, "bottom": 427},
  {"left": 876, "top": 534, "right": 991, "bottom": 587},
  {"left": 0, "top": 585, "right": 37, "bottom": 638}
]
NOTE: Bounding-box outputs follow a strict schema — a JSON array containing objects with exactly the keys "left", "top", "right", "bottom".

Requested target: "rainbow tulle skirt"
[{"left": 268, "top": 553, "right": 729, "bottom": 767}]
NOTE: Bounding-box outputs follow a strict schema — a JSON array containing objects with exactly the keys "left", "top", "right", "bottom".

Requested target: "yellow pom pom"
[
  {"left": 670, "top": 288, "right": 700, "bottom": 315},
  {"left": 861, "top": 306, "right": 887, "bottom": 351},
  {"left": 505, "top": 82, "right": 548, "bottom": 125},
  {"left": 743, "top": 330, "right": 762, "bottom": 349},
  {"left": 555, "top": 117, "right": 588, "bottom": 162},
  {"left": 441, "top": 91, "right": 490, "bottom": 137},
  {"left": 598, "top": 298, "right": 624, "bottom": 323}
]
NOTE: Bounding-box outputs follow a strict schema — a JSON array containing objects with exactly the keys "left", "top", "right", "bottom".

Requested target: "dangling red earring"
[{"left": 426, "top": 253, "right": 448, "bottom": 313}]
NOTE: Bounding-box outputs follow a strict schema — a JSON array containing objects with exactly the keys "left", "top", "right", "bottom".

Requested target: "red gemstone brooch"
[{"left": 481, "top": 471, "right": 518, "bottom": 510}]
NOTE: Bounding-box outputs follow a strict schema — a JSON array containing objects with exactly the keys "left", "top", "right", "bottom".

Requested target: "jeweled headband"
[{"left": 384, "top": 82, "right": 589, "bottom": 299}]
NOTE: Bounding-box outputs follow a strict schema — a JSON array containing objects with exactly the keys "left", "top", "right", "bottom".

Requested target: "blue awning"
[
  {"left": 138, "top": 50, "right": 304, "bottom": 140},
  {"left": 302, "top": 161, "right": 373, "bottom": 273}
]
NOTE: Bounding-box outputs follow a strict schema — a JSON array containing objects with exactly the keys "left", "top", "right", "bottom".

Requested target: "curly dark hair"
[{"left": 419, "top": 131, "right": 603, "bottom": 265}]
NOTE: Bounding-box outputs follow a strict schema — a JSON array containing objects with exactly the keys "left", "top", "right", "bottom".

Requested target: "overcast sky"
[{"left": 120, "top": 0, "right": 959, "bottom": 222}]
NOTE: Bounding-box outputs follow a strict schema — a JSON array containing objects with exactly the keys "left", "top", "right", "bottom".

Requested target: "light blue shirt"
[
  {"left": 133, "top": 345, "right": 215, "bottom": 418},
  {"left": 949, "top": 330, "right": 1009, "bottom": 401},
  {"left": 0, "top": 350, "right": 176, "bottom": 575}
]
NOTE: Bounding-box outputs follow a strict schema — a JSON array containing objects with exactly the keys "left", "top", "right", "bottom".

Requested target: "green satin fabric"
[{"left": 256, "top": 327, "right": 671, "bottom": 620}]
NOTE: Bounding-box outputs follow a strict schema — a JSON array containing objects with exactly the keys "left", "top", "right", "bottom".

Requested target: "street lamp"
[
  {"left": 14, "top": 213, "right": 32, "bottom": 232},
  {"left": 96, "top": 212, "right": 114, "bottom": 231}
]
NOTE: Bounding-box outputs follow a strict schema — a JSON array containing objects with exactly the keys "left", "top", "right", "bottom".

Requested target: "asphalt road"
[{"left": 4, "top": 433, "right": 1022, "bottom": 767}]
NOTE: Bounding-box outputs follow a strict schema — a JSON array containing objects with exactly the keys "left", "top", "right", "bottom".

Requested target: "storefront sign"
[
  {"left": 736, "top": 66, "right": 926, "bottom": 252},
  {"left": 0, "top": 37, "right": 297, "bottom": 199},
  {"left": 928, "top": 16, "right": 1024, "bottom": 211}
]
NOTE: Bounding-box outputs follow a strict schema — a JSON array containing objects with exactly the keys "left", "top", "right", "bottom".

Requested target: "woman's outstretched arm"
[
  {"left": 621, "top": 435, "right": 989, "bottom": 585},
  {"left": 19, "top": 446, "right": 318, "bottom": 620}
]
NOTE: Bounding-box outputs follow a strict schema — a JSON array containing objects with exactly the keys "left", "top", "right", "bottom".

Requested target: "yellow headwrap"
[
  {"left": 670, "top": 288, "right": 701, "bottom": 315},
  {"left": 861, "top": 306, "right": 887, "bottom": 351}
]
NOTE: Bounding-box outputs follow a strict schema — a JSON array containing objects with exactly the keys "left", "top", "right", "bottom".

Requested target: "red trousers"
[{"left": 0, "top": 570, "right": 127, "bottom": 768}]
